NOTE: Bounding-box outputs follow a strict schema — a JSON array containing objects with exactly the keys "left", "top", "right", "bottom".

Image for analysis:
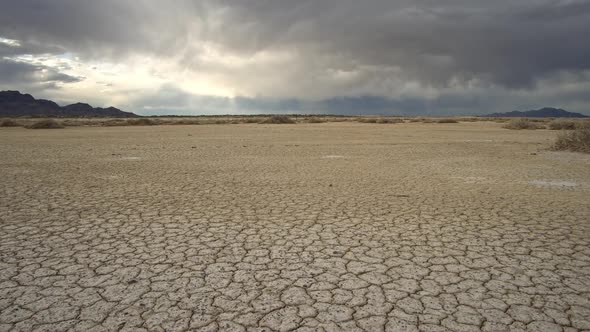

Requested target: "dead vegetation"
[
  {"left": 260, "top": 115, "right": 296, "bottom": 124},
  {"left": 548, "top": 119, "right": 578, "bottom": 130},
  {"left": 306, "top": 117, "right": 326, "bottom": 123},
  {"left": 377, "top": 118, "right": 404, "bottom": 124},
  {"left": 26, "top": 119, "right": 64, "bottom": 129},
  {"left": 358, "top": 117, "right": 404, "bottom": 124},
  {"left": 0, "top": 119, "right": 20, "bottom": 127},
  {"left": 503, "top": 118, "right": 544, "bottom": 130},
  {"left": 552, "top": 123, "right": 590, "bottom": 153},
  {"left": 5, "top": 115, "right": 582, "bottom": 128},
  {"left": 126, "top": 118, "right": 157, "bottom": 126},
  {"left": 436, "top": 118, "right": 459, "bottom": 123}
]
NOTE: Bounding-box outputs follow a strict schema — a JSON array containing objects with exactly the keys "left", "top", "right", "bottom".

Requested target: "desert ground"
[{"left": 1, "top": 121, "right": 589, "bottom": 332}]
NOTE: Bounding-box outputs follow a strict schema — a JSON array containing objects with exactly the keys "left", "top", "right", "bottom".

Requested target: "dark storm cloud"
[
  {"left": 0, "top": 0, "right": 589, "bottom": 114},
  {"left": 0, "top": 59, "right": 82, "bottom": 85},
  {"left": 3, "top": 0, "right": 590, "bottom": 86},
  {"left": 211, "top": 0, "right": 590, "bottom": 88},
  {"left": 0, "top": 0, "right": 204, "bottom": 59}
]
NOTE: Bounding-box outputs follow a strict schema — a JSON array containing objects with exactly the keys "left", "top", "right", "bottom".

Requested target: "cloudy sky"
[{"left": 1, "top": 0, "right": 589, "bottom": 115}]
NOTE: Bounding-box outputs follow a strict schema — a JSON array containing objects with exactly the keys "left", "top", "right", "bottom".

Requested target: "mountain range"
[
  {"left": 0, "top": 91, "right": 137, "bottom": 117},
  {"left": 482, "top": 107, "right": 588, "bottom": 118}
]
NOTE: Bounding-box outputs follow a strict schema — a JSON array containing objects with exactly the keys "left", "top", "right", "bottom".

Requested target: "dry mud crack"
[{"left": 1, "top": 123, "right": 589, "bottom": 331}]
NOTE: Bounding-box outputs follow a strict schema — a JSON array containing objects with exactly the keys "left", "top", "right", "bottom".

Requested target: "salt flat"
[{"left": 1, "top": 122, "right": 589, "bottom": 331}]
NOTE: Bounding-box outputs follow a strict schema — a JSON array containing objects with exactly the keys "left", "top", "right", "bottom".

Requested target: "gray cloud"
[
  {"left": 0, "top": 0, "right": 589, "bottom": 114},
  {"left": 0, "top": 59, "right": 82, "bottom": 83},
  {"left": 0, "top": 40, "right": 64, "bottom": 57}
]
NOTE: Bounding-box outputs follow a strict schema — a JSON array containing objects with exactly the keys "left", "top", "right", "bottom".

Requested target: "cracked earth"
[{"left": 1, "top": 122, "right": 589, "bottom": 332}]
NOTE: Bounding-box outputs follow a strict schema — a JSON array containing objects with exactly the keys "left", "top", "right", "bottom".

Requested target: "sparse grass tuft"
[
  {"left": 503, "top": 118, "right": 542, "bottom": 130},
  {"left": 260, "top": 115, "right": 296, "bottom": 124},
  {"left": 0, "top": 119, "right": 20, "bottom": 127},
  {"left": 548, "top": 119, "right": 577, "bottom": 130},
  {"left": 552, "top": 124, "right": 590, "bottom": 153},
  {"left": 26, "top": 119, "right": 64, "bottom": 129}
]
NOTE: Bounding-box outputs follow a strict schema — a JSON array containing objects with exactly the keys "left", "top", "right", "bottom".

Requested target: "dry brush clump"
[
  {"left": 407, "top": 117, "right": 436, "bottom": 123},
  {"left": 436, "top": 118, "right": 459, "bottom": 123},
  {"left": 260, "top": 115, "right": 296, "bottom": 124},
  {"left": 358, "top": 117, "right": 379, "bottom": 123},
  {"left": 377, "top": 118, "right": 404, "bottom": 124},
  {"left": 552, "top": 123, "right": 590, "bottom": 153},
  {"left": 100, "top": 119, "right": 129, "bottom": 126},
  {"left": 26, "top": 119, "right": 64, "bottom": 129},
  {"left": 126, "top": 118, "right": 158, "bottom": 126},
  {"left": 548, "top": 119, "right": 578, "bottom": 130},
  {"left": 0, "top": 119, "right": 20, "bottom": 127},
  {"left": 306, "top": 117, "right": 326, "bottom": 123},
  {"left": 358, "top": 117, "right": 404, "bottom": 123},
  {"left": 503, "top": 118, "right": 543, "bottom": 130},
  {"left": 170, "top": 119, "right": 201, "bottom": 125}
]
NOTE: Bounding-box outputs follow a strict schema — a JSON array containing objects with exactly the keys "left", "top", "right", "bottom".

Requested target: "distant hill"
[
  {"left": 0, "top": 90, "right": 137, "bottom": 117},
  {"left": 482, "top": 107, "right": 588, "bottom": 118}
]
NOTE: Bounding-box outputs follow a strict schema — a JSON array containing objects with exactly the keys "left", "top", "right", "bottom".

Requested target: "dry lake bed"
[{"left": 1, "top": 122, "right": 589, "bottom": 332}]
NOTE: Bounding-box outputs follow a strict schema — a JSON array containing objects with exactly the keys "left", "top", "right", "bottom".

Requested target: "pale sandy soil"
[{"left": 0, "top": 122, "right": 589, "bottom": 332}]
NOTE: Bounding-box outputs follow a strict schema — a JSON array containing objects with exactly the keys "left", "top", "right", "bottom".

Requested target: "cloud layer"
[{"left": 1, "top": 0, "right": 589, "bottom": 115}]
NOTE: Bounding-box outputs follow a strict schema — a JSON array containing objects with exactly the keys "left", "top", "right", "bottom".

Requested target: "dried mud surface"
[{"left": 1, "top": 122, "right": 589, "bottom": 331}]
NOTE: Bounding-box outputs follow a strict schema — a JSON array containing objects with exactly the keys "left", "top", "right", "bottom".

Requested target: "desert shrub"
[
  {"left": 60, "top": 119, "right": 80, "bottom": 126},
  {"left": 0, "top": 119, "right": 20, "bottom": 127},
  {"left": 307, "top": 117, "right": 326, "bottom": 123},
  {"left": 436, "top": 118, "right": 459, "bottom": 123},
  {"left": 503, "top": 118, "right": 541, "bottom": 130},
  {"left": 171, "top": 119, "right": 201, "bottom": 125},
  {"left": 126, "top": 118, "right": 157, "bottom": 126},
  {"left": 328, "top": 117, "right": 349, "bottom": 122},
  {"left": 100, "top": 119, "right": 128, "bottom": 126},
  {"left": 358, "top": 118, "right": 378, "bottom": 123},
  {"left": 493, "top": 118, "right": 509, "bottom": 123},
  {"left": 456, "top": 117, "right": 480, "bottom": 122},
  {"left": 552, "top": 125, "right": 590, "bottom": 153},
  {"left": 243, "top": 118, "right": 260, "bottom": 123},
  {"left": 377, "top": 118, "right": 404, "bottom": 124},
  {"left": 548, "top": 119, "right": 577, "bottom": 130},
  {"left": 358, "top": 117, "right": 403, "bottom": 124},
  {"left": 61, "top": 119, "right": 97, "bottom": 127},
  {"left": 26, "top": 119, "right": 64, "bottom": 129},
  {"left": 528, "top": 118, "right": 549, "bottom": 123},
  {"left": 408, "top": 117, "right": 435, "bottom": 123},
  {"left": 260, "top": 115, "right": 295, "bottom": 124}
]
